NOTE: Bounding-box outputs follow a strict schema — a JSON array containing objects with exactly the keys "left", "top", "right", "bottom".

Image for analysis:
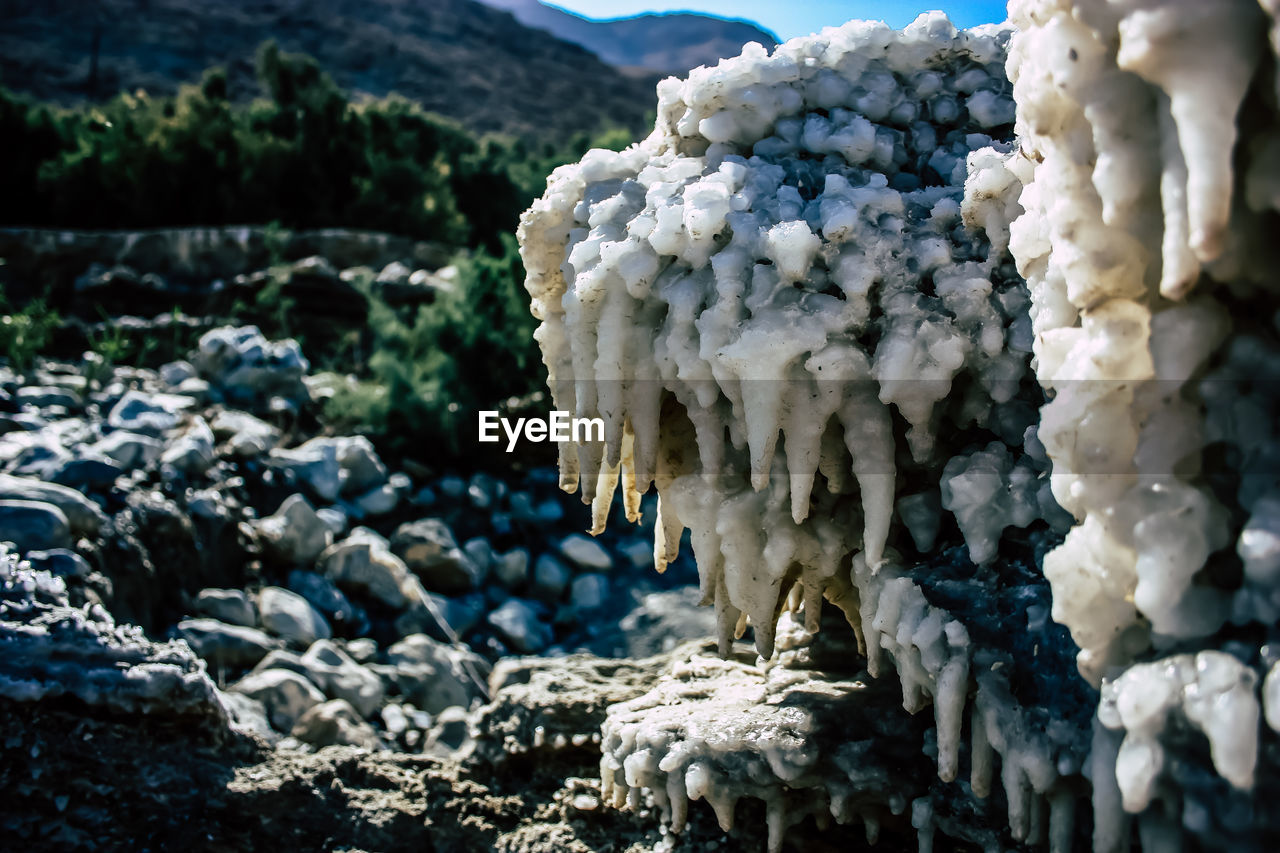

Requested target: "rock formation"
[{"left": 519, "top": 4, "right": 1280, "bottom": 850}]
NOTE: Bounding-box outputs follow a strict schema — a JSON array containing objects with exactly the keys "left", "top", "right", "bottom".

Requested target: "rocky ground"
[
  {"left": 0, "top": 272, "right": 1033, "bottom": 852},
  {"left": 0, "top": 318, "right": 759, "bottom": 851}
]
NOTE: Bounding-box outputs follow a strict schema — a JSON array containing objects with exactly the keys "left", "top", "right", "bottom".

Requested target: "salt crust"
[
  {"left": 521, "top": 13, "right": 1083, "bottom": 848},
  {"left": 519, "top": 12, "right": 1037, "bottom": 661},
  {"left": 520, "top": 1, "right": 1280, "bottom": 849},
  {"left": 1007, "top": 0, "right": 1280, "bottom": 835}
]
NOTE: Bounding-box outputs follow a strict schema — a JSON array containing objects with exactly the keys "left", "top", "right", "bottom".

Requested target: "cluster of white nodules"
[
  {"left": 1098, "top": 652, "right": 1260, "bottom": 812},
  {"left": 1005, "top": 0, "right": 1280, "bottom": 826},
  {"left": 519, "top": 13, "right": 1050, "bottom": 665},
  {"left": 1007, "top": 0, "right": 1280, "bottom": 678}
]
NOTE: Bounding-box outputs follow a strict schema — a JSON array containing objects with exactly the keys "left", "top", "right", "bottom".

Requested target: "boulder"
[
  {"left": 106, "top": 389, "right": 196, "bottom": 434},
  {"left": 159, "top": 360, "right": 197, "bottom": 387},
  {"left": 49, "top": 454, "right": 123, "bottom": 490},
  {"left": 287, "top": 570, "right": 367, "bottom": 635},
  {"left": 375, "top": 261, "right": 412, "bottom": 286},
  {"left": 192, "top": 326, "right": 310, "bottom": 408},
  {"left": 0, "top": 500, "right": 72, "bottom": 552},
  {"left": 25, "top": 548, "right": 92, "bottom": 579},
  {"left": 248, "top": 649, "right": 309, "bottom": 679},
  {"left": 559, "top": 534, "right": 613, "bottom": 572},
  {"left": 348, "top": 482, "right": 398, "bottom": 518},
  {"left": 390, "top": 519, "right": 482, "bottom": 594},
  {"left": 331, "top": 436, "right": 387, "bottom": 496},
  {"left": 230, "top": 668, "right": 325, "bottom": 733},
  {"left": 175, "top": 618, "right": 279, "bottom": 669},
  {"left": 220, "top": 690, "right": 278, "bottom": 743},
  {"left": 487, "top": 599, "right": 552, "bottom": 654},
  {"left": 493, "top": 549, "right": 529, "bottom": 589},
  {"left": 290, "top": 698, "right": 380, "bottom": 750},
  {"left": 425, "top": 705, "right": 472, "bottom": 753},
  {"left": 0, "top": 474, "right": 106, "bottom": 537},
  {"left": 319, "top": 531, "right": 416, "bottom": 609},
  {"left": 91, "top": 431, "right": 163, "bottom": 470},
  {"left": 160, "top": 416, "right": 215, "bottom": 475},
  {"left": 16, "top": 386, "right": 79, "bottom": 409},
  {"left": 254, "top": 494, "right": 332, "bottom": 565},
  {"left": 385, "top": 633, "right": 490, "bottom": 714},
  {"left": 5, "top": 441, "right": 71, "bottom": 479},
  {"left": 463, "top": 538, "right": 493, "bottom": 575},
  {"left": 210, "top": 410, "right": 280, "bottom": 458},
  {"left": 194, "top": 588, "right": 257, "bottom": 628},
  {"left": 268, "top": 442, "right": 342, "bottom": 503},
  {"left": 258, "top": 586, "right": 331, "bottom": 647},
  {"left": 299, "top": 639, "right": 384, "bottom": 718},
  {"left": 531, "top": 554, "right": 570, "bottom": 603},
  {"left": 570, "top": 574, "right": 610, "bottom": 613}
]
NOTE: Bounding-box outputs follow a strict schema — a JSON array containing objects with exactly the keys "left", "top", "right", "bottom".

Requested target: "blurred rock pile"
[{"left": 0, "top": 323, "right": 702, "bottom": 756}]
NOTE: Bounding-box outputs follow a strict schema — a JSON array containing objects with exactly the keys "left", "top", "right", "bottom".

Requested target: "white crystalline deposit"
[
  {"left": 1003, "top": 0, "right": 1280, "bottom": 833},
  {"left": 600, "top": 645, "right": 978, "bottom": 853},
  {"left": 525, "top": 0, "right": 1280, "bottom": 848},
  {"left": 1097, "top": 652, "right": 1260, "bottom": 813},
  {"left": 600, "top": 652, "right": 928, "bottom": 853},
  {"left": 519, "top": 13, "right": 1047, "bottom": 664},
  {"left": 1005, "top": 0, "right": 1280, "bottom": 680},
  {"left": 600, "top": 605, "right": 1076, "bottom": 853},
  {"left": 521, "top": 13, "right": 1088, "bottom": 850}
]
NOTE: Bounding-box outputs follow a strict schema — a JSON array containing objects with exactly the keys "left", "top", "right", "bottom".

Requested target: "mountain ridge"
[
  {"left": 0, "top": 0, "right": 661, "bottom": 139},
  {"left": 475, "top": 0, "right": 778, "bottom": 73}
]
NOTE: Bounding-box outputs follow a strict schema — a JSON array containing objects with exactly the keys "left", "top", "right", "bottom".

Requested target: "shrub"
[
  {"left": 323, "top": 234, "right": 542, "bottom": 458},
  {"left": 0, "top": 44, "right": 634, "bottom": 251},
  {"left": 0, "top": 295, "right": 59, "bottom": 376}
]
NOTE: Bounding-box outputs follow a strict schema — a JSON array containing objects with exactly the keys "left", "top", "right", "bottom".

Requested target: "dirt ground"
[{"left": 3, "top": 691, "right": 942, "bottom": 853}]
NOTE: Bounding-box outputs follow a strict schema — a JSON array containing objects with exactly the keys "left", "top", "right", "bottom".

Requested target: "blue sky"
[
  {"left": 548, "top": 1, "right": 1008, "bottom": 41},
  {"left": 550, "top": 1, "right": 1008, "bottom": 40}
]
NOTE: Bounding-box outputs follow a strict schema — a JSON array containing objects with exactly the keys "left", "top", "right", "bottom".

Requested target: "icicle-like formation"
[
  {"left": 599, "top": 652, "right": 915, "bottom": 853},
  {"left": 524, "top": 1, "right": 1280, "bottom": 848},
  {"left": 519, "top": 13, "right": 1045, "bottom": 660},
  {"left": 524, "top": 13, "right": 1085, "bottom": 851},
  {"left": 1005, "top": 0, "right": 1280, "bottom": 683},
  {"left": 598, "top": 555, "right": 1085, "bottom": 850},
  {"left": 600, "top": 574, "right": 1081, "bottom": 851},
  {"left": 1005, "top": 0, "right": 1280, "bottom": 838}
]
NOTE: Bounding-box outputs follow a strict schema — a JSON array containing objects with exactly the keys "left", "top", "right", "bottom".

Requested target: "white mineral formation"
[
  {"left": 520, "top": 12, "right": 1039, "bottom": 662},
  {"left": 1004, "top": 0, "right": 1280, "bottom": 841},
  {"left": 521, "top": 1, "right": 1280, "bottom": 849}
]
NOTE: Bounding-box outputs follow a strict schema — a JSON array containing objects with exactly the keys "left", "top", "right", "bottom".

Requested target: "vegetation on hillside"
[
  {"left": 321, "top": 236, "right": 543, "bottom": 458},
  {"left": 0, "top": 43, "right": 640, "bottom": 463},
  {"left": 0, "top": 0, "right": 658, "bottom": 139},
  {"left": 0, "top": 42, "right": 634, "bottom": 248}
]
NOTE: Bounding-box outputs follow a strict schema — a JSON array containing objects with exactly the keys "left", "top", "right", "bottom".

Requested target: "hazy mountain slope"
[
  {"left": 0, "top": 0, "right": 660, "bottom": 138},
  {"left": 476, "top": 0, "right": 778, "bottom": 72}
]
